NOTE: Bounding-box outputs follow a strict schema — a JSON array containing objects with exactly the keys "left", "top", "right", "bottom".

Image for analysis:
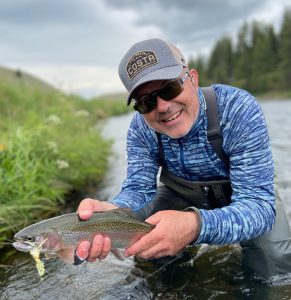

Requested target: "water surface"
[{"left": 1, "top": 99, "right": 291, "bottom": 300}]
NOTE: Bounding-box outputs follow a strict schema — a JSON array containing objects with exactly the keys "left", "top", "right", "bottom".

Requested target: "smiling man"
[
  {"left": 76, "top": 38, "right": 291, "bottom": 280},
  {"left": 132, "top": 69, "right": 198, "bottom": 139}
]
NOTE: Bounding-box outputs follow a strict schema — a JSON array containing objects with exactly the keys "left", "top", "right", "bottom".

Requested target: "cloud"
[
  {"left": 23, "top": 64, "right": 124, "bottom": 97},
  {"left": 0, "top": 0, "right": 94, "bottom": 24},
  {"left": 104, "top": 0, "right": 289, "bottom": 57},
  {"left": 0, "top": 0, "right": 160, "bottom": 66},
  {"left": 0, "top": 0, "right": 290, "bottom": 96}
]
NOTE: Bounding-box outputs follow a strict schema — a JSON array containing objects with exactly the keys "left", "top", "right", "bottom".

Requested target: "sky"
[{"left": 0, "top": 0, "right": 290, "bottom": 98}]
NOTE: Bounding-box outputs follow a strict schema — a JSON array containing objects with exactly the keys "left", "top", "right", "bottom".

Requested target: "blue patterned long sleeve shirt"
[{"left": 110, "top": 84, "right": 275, "bottom": 245}]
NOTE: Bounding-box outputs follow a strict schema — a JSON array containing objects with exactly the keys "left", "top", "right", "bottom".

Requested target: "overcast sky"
[{"left": 0, "top": 0, "right": 289, "bottom": 98}]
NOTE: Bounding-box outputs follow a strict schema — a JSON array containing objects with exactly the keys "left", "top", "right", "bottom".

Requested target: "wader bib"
[{"left": 149, "top": 87, "right": 291, "bottom": 280}]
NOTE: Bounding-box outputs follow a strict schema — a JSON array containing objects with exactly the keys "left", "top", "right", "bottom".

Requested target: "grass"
[{"left": 0, "top": 78, "right": 132, "bottom": 247}]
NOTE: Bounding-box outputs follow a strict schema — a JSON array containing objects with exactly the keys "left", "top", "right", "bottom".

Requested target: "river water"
[{"left": 1, "top": 99, "right": 291, "bottom": 300}]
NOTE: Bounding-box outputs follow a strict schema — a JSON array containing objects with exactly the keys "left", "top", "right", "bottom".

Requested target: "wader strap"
[
  {"left": 156, "top": 87, "right": 229, "bottom": 168},
  {"left": 201, "top": 87, "right": 230, "bottom": 168},
  {"left": 156, "top": 132, "right": 166, "bottom": 167},
  {"left": 155, "top": 87, "right": 232, "bottom": 209}
]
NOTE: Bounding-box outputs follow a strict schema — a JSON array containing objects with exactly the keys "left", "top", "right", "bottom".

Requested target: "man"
[{"left": 76, "top": 38, "right": 291, "bottom": 279}]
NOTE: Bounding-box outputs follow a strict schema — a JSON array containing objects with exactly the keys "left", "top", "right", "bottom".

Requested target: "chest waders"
[{"left": 150, "top": 87, "right": 291, "bottom": 280}]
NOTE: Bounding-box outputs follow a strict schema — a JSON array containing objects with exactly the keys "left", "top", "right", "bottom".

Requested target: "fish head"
[
  {"left": 13, "top": 223, "right": 61, "bottom": 254},
  {"left": 13, "top": 240, "right": 38, "bottom": 253},
  {"left": 13, "top": 230, "right": 48, "bottom": 253}
]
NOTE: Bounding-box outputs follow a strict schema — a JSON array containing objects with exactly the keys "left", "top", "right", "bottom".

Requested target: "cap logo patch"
[{"left": 126, "top": 51, "right": 158, "bottom": 80}]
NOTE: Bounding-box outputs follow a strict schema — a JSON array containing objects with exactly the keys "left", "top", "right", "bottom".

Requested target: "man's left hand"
[{"left": 124, "top": 210, "right": 199, "bottom": 259}]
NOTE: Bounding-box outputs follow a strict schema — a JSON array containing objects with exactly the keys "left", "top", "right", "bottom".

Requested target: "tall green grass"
[{"left": 0, "top": 81, "right": 131, "bottom": 246}]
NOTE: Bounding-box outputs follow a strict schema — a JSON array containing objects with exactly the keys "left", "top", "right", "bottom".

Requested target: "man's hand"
[
  {"left": 124, "top": 210, "right": 199, "bottom": 259},
  {"left": 75, "top": 198, "right": 118, "bottom": 262}
]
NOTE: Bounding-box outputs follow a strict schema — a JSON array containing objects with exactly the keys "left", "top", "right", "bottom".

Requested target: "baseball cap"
[{"left": 118, "top": 38, "right": 187, "bottom": 105}]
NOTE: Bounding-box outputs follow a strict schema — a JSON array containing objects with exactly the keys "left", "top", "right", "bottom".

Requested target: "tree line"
[{"left": 189, "top": 8, "right": 291, "bottom": 94}]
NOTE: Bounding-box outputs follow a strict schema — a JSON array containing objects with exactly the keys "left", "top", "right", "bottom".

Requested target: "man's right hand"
[{"left": 75, "top": 198, "right": 118, "bottom": 263}]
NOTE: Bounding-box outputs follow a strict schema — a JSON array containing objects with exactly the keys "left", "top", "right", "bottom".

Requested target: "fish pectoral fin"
[
  {"left": 44, "top": 252, "right": 57, "bottom": 260},
  {"left": 55, "top": 246, "right": 75, "bottom": 264},
  {"left": 111, "top": 248, "right": 125, "bottom": 261}
]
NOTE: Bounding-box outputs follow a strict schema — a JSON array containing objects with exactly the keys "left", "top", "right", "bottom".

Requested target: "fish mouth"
[{"left": 13, "top": 241, "right": 35, "bottom": 253}]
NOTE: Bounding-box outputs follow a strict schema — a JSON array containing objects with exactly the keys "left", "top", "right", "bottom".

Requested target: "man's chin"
[
  {"left": 166, "top": 133, "right": 187, "bottom": 139},
  {"left": 148, "top": 120, "right": 193, "bottom": 139},
  {"left": 158, "top": 128, "right": 191, "bottom": 139}
]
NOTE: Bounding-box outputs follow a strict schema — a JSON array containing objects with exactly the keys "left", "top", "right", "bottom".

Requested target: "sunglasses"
[{"left": 132, "top": 72, "right": 189, "bottom": 114}]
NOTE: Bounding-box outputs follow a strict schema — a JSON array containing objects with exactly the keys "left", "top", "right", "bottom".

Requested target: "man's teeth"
[{"left": 164, "top": 111, "right": 181, "bottom": 122}]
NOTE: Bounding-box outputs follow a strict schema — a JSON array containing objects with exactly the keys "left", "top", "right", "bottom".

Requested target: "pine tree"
[
  {"left": 233, "top": 23, "right": 252, "bottom": 90},
  {"left": 278, "top": 8, "right": 291, "bottom": 90},
  {"left": 188, "top": 55, "right": 209, "bottom": 86},
  {"left": 207, "top": 36, "right": 233, "bottom": 84},
  {"left": 249, "top": 22, "right": 279, "bottom": 92}
]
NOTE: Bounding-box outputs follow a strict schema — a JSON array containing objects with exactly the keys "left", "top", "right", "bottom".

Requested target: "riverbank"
[
  {"left": 0, "top": 80, "right": 131, "bottom": 248},
  {"left": 256, "top": 89, "right": 291, "bottom": 101}
]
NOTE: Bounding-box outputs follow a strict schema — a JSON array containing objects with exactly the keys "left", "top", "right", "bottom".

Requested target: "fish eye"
[{"left": 27, "top": 236, "right": 34, "bottom": 242}]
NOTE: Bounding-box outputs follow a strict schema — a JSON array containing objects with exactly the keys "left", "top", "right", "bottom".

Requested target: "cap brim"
[{"left": 127, "top": 65, "right": 183, "bottom": 105}]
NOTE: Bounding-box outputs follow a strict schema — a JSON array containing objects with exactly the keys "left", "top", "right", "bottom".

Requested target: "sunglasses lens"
[
  {"left": 133, "top": 101, "right": 147, "bottom": 114},
  {"left": 159, "top": 81, "right": 182, "bottom": 100},
  {"left": 133, "top": 76, "right": 185, "bottom": 114},
  {"left": 134, "top": 94, "right": 157, "bottom": 114}
]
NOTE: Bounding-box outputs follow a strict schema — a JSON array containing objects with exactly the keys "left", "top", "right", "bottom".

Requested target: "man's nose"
[{"left": 156, "top": 96, "right": 171, "bottom": 112}]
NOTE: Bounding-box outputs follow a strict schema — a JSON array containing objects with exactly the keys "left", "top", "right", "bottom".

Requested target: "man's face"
[{"left": 135, "top": 69, "right": 200, "bottom": 139}]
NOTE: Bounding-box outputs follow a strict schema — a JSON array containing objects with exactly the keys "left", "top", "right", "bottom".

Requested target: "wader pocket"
[{"left": 159, "top": 168, "right": 231, "bottom": 209}]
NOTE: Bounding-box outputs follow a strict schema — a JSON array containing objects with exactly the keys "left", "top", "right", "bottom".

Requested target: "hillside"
[
  {"left": 0, "top": 64, "right": 124, "bottom": 247},
  {"left": 91, "top": 91, "right": 128, "bottom": 102},
  {"left": 0, "top": 65, "right": 56, "bottom": 92}
]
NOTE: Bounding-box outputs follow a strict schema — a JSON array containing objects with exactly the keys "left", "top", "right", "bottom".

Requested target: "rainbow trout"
[{"left": 13, "top": 208, "right": 154, "bottom": 276}]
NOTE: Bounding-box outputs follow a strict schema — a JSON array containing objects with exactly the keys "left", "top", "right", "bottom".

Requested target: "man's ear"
[{"left": 189, "top": 69, "right": 199, "bottom": 86}]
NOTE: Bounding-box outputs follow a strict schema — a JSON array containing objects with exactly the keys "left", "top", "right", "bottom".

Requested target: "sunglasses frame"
[{"left": 133, "top": 71, "right": 189, "bottom": 114}]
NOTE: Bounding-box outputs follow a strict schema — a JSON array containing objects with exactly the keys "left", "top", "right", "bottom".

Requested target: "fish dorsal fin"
[
  {"left": 91, "top": 208, "right": 140, "bottom": 220},
  {"left": 112, "top": 208, "right": 137, "bottom": 218}
]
